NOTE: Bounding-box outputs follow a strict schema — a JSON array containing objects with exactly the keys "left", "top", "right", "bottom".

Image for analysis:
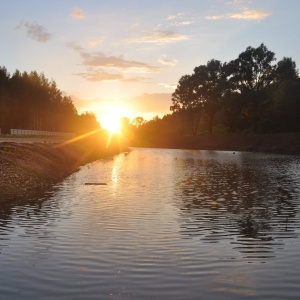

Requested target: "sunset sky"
[{"left": 1, "top": 0, "right": 299, "bottom": 128}]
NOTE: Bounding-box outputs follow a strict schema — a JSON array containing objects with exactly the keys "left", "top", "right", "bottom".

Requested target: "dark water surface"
[{"left": 1, "top": 148, "right": 300, "bottom": 299}]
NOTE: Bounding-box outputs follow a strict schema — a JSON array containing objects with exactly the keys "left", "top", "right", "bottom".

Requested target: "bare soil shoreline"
[{"left": 0, "top": 135, "right": 124, "bottom": 204}]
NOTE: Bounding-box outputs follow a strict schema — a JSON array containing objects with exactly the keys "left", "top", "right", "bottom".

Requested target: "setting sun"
[{"left": 100, "top": 105, "right": 125, "bottom": 134}]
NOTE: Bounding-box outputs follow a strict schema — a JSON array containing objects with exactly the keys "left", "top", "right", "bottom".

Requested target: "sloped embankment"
[{"left": 0, "top": 136, "right": 125, "bottom": 204}]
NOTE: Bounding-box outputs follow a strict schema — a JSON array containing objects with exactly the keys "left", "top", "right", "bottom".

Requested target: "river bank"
[
  {"left": 1, "top": 132, "right": 299, "bottom": 204},
  {"left": 0, "top": 134, "right": 126, "bottom": 204},
  {"left": 133, "top": 132, "right": 300, "bottom": 156}
]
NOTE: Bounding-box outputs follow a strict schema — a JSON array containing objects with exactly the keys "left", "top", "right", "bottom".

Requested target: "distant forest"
[
  {"left": 0, "top": 68, "right": 99, "bottom": 134},
  {"left": 129, "top": 44, "right": 300, "bottom": 140}
]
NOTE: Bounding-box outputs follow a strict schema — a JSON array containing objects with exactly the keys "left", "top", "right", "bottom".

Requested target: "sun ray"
[{"left": 57, "top": 128, "right": 102, "bottom": 147}]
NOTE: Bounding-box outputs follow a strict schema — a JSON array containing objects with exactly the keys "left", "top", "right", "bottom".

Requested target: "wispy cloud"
[
  {"left": 206, "top": 8, "right": 272, "bottom": 21},
  {"left": 158, "top": 56, "right": 178, "bottom": 66},
  {"left": 205, "top": 15, "right": 223, "bottom": 20},
  {"left": 230, "top": 9, "right": 272, "bottom": 20},
  {"left": 167, "top": 12, "right": 193, "bottom": 27},
  {"left": 16, "top": 21, "right": 51, "bottom": 43},
  {"left": 158, "top": 83, "right": 177, "bottom": 89},
  {"left": 124, "top": 29, "right": 188, "bottom": 44},
  {"left": 76, "top": 71, "right": 145, "bottom": 82},
  {"left": 88, "top": 36, "right": 105, "bottom": 47},
  {"left": 71, "top": 8, "right": 85, "bottom": 20},
  {"left": 167, "top": 13, "right": 184, "bottom": 20},
  {"left": 66, "top": 42, "right": 84, "bottom": 52},
  {"left": 67, "top": 42, "right": 159, "bottom": 82},
  {"left": 171, "top": 21, "right": 194, "bottom": 27},
  {"left": 80, "top": 52, "right": 160, "bottom": 72},
  {"left": 67, "top": 42, "right": 159, "bottom": 71},
  {"left": 88, "top": 40, "right": 99, "bottom": 47}
]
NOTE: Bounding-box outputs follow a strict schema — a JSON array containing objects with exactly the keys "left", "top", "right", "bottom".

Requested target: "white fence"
[{"left": 10, "top": 129, "right": 74, "bottom": 137}]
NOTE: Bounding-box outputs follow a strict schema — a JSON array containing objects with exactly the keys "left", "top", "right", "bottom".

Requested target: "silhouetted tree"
[
  {"left": 0, "top": 67, "right": 10, "bottom": 132},
  {"left": 132, "top": 116, "right": 145, "bottom": 128},
  {"left": 272, "top": 79, "right": 300, "bottom": 131},
  {"left": 193, "top": 59, "right": 229, "bottom": 135},
  {"left": 171, "top": 60, "right": 229, "bottom": 135},
  {"left": 228, "top": 43, "right": 276, "bottom": 133},
  {"left": 134, "top": 44, "right": 300, "bottom": 140},
  {"left": 171, "top": 74, "right": 204, "bottom": 135},
  {"left": 76, "top": 112, "right": 100, "bottom": 135},
  {"left": 0, "top": 66, "right": 100, "bottom": 135},
  {"left": 275, "top": 57, "right": 298, "bottom": 82}
]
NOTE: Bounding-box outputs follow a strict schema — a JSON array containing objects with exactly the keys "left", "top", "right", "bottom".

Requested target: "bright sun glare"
[{"left": 100, "top": 106, "right": 124, "bottom": 134}]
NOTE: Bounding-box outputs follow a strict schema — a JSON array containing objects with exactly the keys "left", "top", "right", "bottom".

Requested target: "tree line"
[
  {"left": 0, "top": 67, "right": 99, "bottom": 134},
  {"left": 131, "top": 44, "right": 300, "bottom": 139}
]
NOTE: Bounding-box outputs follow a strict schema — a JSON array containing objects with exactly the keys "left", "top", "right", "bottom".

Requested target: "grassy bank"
[
  {"left": 133, "top": 132, "right": 300, "bottom": 156},
  {"left": 0, "top": 133, "right": 127, "bottom": 204}
]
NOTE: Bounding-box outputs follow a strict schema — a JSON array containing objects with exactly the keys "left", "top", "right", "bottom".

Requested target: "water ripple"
[{"left": 0, "top": 149, "right": 300, "bottom": 299}]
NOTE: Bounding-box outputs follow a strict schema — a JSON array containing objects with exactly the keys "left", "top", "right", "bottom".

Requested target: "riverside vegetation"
[{"left": 124, "top": 44, "right": 300, "bottom": 140}]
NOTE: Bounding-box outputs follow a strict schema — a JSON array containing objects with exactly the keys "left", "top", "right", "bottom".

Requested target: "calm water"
[{"left": 1, "top": 148, "right": 300, "bottom": 299}]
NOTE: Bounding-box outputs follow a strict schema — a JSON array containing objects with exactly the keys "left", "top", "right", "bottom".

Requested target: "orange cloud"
[
  {"left": 67, "top": 42, "right": 159, "bottom": 82},
  {"left": 80, "top": 52, "right": 160, "bottom": 71},
  {"left": 206, "top": 8, "right": 272, "bottom": 21},
  {"left": 230, "top": 9, "right": 272, "bottom": 20},
  {"left": 71, "top": 8, "right": 85, "bottom": 20},
  {"left": 67, "top": 42, "right": 159, "bottom": 72},
  {"left": 124, "top": 29, "right": 188, "bottom": 44}
]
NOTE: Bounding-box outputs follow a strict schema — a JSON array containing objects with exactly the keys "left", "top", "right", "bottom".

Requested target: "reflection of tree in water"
[{"left": 176, "top": 154, "right": 300, "bottom": 261}]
